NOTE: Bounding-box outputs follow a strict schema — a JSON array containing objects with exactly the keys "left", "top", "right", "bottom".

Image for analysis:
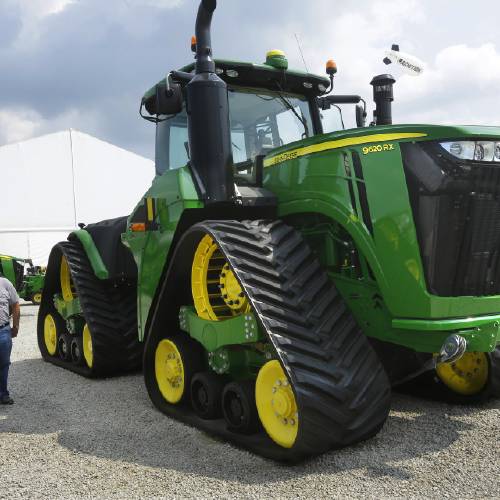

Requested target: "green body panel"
[
  {"left": 263, "top": 124, "right": 500, "bottom": 352},
  {"left": 0, "top": 255, "right": 45, "bottom": 301},
  {"left": 71, "top": 230, "right": 109, "bottom": 280},
  {"left": 178, "top": 306, "right": 266, "bottom": 378},
  {"left": 122, "top": 166, "right": 202, "bottom": 340},
  {"left": 54, "top": 294, "right": 82, "bottom": 320},
  {"left": 179, "top": 306, "right": 263, "bottom": 351}
]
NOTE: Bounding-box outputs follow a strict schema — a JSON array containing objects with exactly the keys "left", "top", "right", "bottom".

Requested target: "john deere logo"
[{"left": 362, "top": 143, "right": 395, "bottom": 155}]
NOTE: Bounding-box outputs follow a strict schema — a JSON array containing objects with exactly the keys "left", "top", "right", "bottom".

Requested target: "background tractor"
[
  {"left": 37, "top": 0, "right": 500, "bottom": 461},
  {"left": 0, "top": 254, "right": 45, "bottom": 305}
]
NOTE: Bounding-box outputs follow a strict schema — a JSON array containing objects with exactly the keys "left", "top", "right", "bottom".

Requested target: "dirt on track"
[{"left": 1, "top": 305, "right": 499, "bottom": 499}]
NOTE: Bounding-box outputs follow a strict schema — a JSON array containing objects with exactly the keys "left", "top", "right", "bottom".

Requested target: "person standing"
[{"left": 0, "top": 276, "right": 20, "bottom": 404}]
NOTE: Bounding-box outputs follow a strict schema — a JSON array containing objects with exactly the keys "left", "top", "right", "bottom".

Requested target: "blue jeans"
[{"left": 0, "top": 325, "right": 12, "bottom": 399}]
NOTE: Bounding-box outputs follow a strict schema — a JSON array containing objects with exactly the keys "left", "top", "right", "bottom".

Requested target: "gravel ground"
[{"left": 0, "top": 305, "right": 499, "bottom": 499}]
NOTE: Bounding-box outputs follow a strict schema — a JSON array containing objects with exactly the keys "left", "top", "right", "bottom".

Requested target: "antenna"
[{"left": 294, "top": 33, "right": 309, "bottom": 73}]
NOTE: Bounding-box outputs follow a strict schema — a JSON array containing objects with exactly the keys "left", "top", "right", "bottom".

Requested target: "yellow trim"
[
  {"left": 155, "top": 339, "right": 185, "bottom": 403},
  {"left": 436, "top": 352, "right": 489, "bottom": 396},
  {"left": 256, "top": 360, "right": 298, "bottom": 449},
  {"left": 32, "top": 292, "right": 42, "bottom": 304},
  {"left": 146, "top": 198, "right": 154, "bottom": 222},
  {"left": 263, "top": 132, "right": 427, "bottom": 168},
  {"left": 83, "top": 324, "right": 93, "bottom": 368},
  {"left": 43, "top": 314, "right": 58, "bottom": 356},
  {"left": 60, "top": 256, "right": 76, "bottom": 302}
]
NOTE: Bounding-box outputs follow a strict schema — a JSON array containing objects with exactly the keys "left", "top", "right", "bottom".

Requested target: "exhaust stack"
[{"left": 186, "top": 0, "right": 235, "bottom": 204}]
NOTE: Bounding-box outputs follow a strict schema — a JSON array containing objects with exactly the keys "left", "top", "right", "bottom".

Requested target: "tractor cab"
[{"left": 141, "top": 52, "right": 347, "bottom": 183}]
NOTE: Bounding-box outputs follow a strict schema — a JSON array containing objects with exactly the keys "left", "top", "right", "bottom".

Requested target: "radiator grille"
[{"left": 402, "top": 142, "right": 500, "bottom": 296}]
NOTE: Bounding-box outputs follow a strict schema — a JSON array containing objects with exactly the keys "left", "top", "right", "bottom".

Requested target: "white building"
[{"left": 0, "top": 130, "right": 154, "bottom": 264}]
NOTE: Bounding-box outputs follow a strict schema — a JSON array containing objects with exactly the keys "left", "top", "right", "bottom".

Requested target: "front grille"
[{"left": 402, "top": 141, "right": 500, "bottom": 296}]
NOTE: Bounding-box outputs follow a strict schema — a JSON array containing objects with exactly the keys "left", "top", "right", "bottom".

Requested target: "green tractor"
[
  {"left": 0, "top": 254, "right": 45, "bottom": 305},
  {"left": 37, "top": 0, "right": 500, "bottom": 461}
]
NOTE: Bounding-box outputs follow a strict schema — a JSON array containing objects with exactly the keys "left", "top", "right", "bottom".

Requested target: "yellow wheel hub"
[
  {"left": 43, "top": 314, "right": 57, "bottom": 356},
  {"left": 155, "top": 339, "right": 185, "bottom": 403},
  {"left": 436, "top": 352, "right": 489, "bottom": 396},
  {"left": 60, "top": 256, "right": 76, "bottom": 301},
  {"left": 256, "top": 360, "right": 298, "bottom": 448},
  {"left": 32, "top": 292, "right": 42, "bottom": 304},
  {"left": 191, "top": 234, "right": 250, "bottom": 321},
  {"left": 219, "top": 264, "right": 247, "bottom": 312},
  {"left": 82, "top": 324, "right": 93, "bottom": 368}
]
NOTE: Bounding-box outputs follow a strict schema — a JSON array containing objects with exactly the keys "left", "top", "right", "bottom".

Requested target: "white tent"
[{"left": 0, "top": 130, "right": 154, "bottom": 264}]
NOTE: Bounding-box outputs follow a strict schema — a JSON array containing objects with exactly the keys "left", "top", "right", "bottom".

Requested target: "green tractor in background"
[
  {"left": 37, "top": 0, "right": 499, "bottom": 461},
  {"left": 0, "top": 254, "right": 45, "bottom": 305}
]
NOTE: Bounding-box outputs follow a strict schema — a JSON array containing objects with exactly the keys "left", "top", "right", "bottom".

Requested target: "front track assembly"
[{"left": 144, "top": 220, "right": 391, "bottom": 461}]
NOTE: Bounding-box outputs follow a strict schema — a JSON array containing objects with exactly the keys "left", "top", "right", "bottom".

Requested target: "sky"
[{"left": 1, "top": 0, "right": 500, "bottom": 159}]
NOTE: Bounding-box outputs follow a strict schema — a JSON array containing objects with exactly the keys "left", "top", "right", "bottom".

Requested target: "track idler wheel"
[
  {"left": 154, "top": 334, "right": 204, "bottom": 405},
  {"left": 191, "top": 371, "right": 227, "bottom": 419},
  {"left": 82, "top": 324, "right": 94, "bottom": 368},
  {"left": 256, "top": 360, "right": 298, "bottom": 448},
  {"left": 43, "top": 313, "right": 59, "bottom": 356},
  {"left": 222, "top": 380, "right": 260, "bottom": 435}
]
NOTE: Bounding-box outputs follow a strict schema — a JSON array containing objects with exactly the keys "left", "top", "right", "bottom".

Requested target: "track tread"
[
  {"left": 201, "top": 219, "right": 391, "bottom": 457},
  {"left": 37, "top": 240, "right": 141, "bottom": 377}
]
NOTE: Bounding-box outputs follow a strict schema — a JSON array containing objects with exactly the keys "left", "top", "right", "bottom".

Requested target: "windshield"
[
  {"left": 154, "top": 88, "right": 313, "bottom": 175},
  {"left": 228, "top": 88, "right": 313, "bottom": 164}
]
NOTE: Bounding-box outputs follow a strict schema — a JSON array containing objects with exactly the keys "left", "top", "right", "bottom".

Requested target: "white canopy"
[{"left": 0, "top": 130, "right": 154, "bottom": 264}]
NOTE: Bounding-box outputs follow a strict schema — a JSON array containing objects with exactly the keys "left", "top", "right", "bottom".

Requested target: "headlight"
[{"left": 440, "top": 140, "right": 500, "bottom": 162}]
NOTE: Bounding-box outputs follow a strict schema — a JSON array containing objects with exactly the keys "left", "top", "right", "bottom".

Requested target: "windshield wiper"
[{"left": 277, "top": 93, "right": 309, "bottom": 137}]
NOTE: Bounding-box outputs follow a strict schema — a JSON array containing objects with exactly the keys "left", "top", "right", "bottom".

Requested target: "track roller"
[
  {"left": 57, "top": 334, "right": 71, "bottom": 361},
  {"left": 191, "top": 371, "right": 227, "bottom": 419},
  {"left": 222, "top": 380, "right": 260, "bottom": 435},
  {"left": 70, "top": 337, "right": 84, "bottom": 365}
]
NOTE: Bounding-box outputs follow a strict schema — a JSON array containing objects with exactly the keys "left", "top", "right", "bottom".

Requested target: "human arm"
[
  {"left": 10, "top": 302, "right": 20, "bottom": 337},
  {"left": 6, "top": 280, "right": 20, "bottom": 338}
]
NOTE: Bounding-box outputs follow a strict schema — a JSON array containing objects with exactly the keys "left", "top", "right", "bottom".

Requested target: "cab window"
[{"left": 155, "top": 108, "right": 189, "bottom": 175}]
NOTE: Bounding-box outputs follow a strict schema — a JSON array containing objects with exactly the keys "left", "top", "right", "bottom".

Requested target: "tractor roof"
[{"left": 142, "top": 58, "right": 330, "bottom": 104}]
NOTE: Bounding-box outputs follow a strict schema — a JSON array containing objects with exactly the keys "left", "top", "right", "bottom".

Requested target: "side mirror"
[
  {"left": 355, "top": 103, "right": 367, "bottom": 128},
  {"left": 144, "top": 81, "right": 183, "bottom": 116}
]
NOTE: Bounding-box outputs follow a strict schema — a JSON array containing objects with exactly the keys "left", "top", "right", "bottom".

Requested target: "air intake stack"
[
  {"left": 370, "top": 74, "right": 395, "bottom": 126},
  {"left": 186, "top": 0, "right": 235, "bottom": 204}
]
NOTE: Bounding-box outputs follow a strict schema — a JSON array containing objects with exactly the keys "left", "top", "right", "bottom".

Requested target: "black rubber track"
[
  {"left": 37, "top": 240, "right": 142, "bottom": 377},
  {"left": 145, "top": 220, "right": 391, "bottom": 461},
  {"left": 399, "top": 346, "right": 500, "bottom": 404}
]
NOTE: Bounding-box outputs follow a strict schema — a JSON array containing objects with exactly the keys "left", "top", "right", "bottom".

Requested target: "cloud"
[
  {"left": 396, "top": 43, "right": 500, "bottom": 125},
  {"left": 0, "top": 109, "right": 42, "bottom": 144},
  {"left": 0, "top": 0, "right": 500, "bottom": 158}
]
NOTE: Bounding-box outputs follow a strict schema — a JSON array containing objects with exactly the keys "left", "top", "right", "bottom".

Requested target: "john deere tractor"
[
  {"left": 0, "top": 255, "right": 45, "bottom": 305},
  {"left": 38, "top": 0, "right": 500, "bottom": 461}
]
